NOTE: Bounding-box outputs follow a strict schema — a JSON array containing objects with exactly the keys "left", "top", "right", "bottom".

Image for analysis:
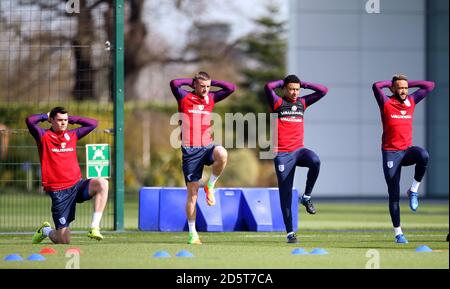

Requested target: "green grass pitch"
[{"left": 0, "top": 200, "right": 448, "bottom": 269}]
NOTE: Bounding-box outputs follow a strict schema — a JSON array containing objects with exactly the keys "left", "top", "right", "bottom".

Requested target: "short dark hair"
[
  {"left": 283, "top": 75, "right": 301, "bottom": 88},
  {"left": 392, "top": 74, "right": 408, "bottom": 84},
  {"left": 49, "top": 107, "right": 68, "bottom": 119},
  {"left": 194, "top": 71, "right": 211, "bottom": 82}
]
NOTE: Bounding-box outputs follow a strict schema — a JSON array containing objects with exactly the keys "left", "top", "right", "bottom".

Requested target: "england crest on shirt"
[
  {"left": 64, "top": 133, "right": 70, "bottom": 141},
  {"left": 404, "top": 99, "right": 411, "bottom": 107}
]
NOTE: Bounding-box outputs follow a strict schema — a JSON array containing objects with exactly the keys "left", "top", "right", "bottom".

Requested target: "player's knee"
[
  {"left": 55, "top": 231, "right": 70, "bottom": 244},
  {"left": 311, "top": 155, "right": 321, "bottom": 168},
  {"left": 99, "top": 178, "right": 109, "bottom": 190},
  {"left": 187, "top": 183, "right": 200, "bottom": 198},
  {"left": 99, "top": 178, "right": 109, "bottom": 195},
  {"left": 420, "top": 149, "right": 429, "bottom": 164},
  {"left": 188, "top": 191, "right": 199, "bottom": 201},
  {"left": 215, "top": 147, "right": 228, "bottom": 163},
  {"left": 92, "top": 178, "right": 109, "bottom": 194},
  {"left": 60, "top": 238, "right": 70, "bottom": 245}
]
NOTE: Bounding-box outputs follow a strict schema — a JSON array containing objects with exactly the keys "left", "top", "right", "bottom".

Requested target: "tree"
[
  {"left": 238, "top": 5, "right": 287, "bottom": 111},
  {"left": 228, "top": 5, "right": 287, "bottom": 188},
  {"left": 1, "top": 0, "right": 215, "bottom": 101},
  {"left": 0, "top": 0, "right": 109, "bottom": 101},
  {"left": 72, "top": 0, "right": 97, "bottom": 100}
]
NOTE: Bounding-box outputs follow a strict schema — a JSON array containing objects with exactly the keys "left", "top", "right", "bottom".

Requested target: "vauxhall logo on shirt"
[
  {"left": 391, "top": 109, "right": 412, "bottom": 120},
  {"left": 278, "top": 100, "right": 304, "bottom": 123},
  {"left": 52, "top": 144, "right": 74, "bottom": 153},
  {"left": 188, "top": 104, "right": 210, "bottom": 115},
  {"left": 280, "top": 109, "right": 303, "bottom": 117},
  {"left": 390, "top": 98, "right": 412, "bottom": 119},
  {"left": 51, "top": 139, "right": 75, "bottom": 153}
]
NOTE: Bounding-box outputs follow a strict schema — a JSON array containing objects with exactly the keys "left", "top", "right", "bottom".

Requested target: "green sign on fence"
[{"left": 86, "top": 144, "right": 110, "bottom": 179}]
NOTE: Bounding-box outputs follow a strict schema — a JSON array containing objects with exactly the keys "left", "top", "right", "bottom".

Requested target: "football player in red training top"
[
  {"left": 373, "top": 74, "right": 435, "bottom": 244},
  {"left": 265, "top": 75, "right": 328, "bottom": 243},
  {"left": 26, "top": 107, "right": 109, "bottom": 244},
  {"left": 170, "top": 72, "right": 236, "bottom": 245}
]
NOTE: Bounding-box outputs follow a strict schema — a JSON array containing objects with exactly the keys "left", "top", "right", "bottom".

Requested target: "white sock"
[
  {"left": 91, "top": 212, "right": 103, "bottom": 228},
  {"left": 410, "top": 180, "right": 421, "bottom": 193},
  {"left": 43, "top": 227, "right": 53, "bottom": 237},
  {"left": 394, "top": 227, "right": 403, "bottom": 236},
  {"left": 208, "top": 174, "right": 219, "bottom": 185},
  {"left": 302, "top": 195, "right": 311, "bottom": 200},
  {"left": 287, "top": 231, "right": 296, "bottom": 237},
  {"left": 188, "top": 221, "right": 197, "bottom": 235}
]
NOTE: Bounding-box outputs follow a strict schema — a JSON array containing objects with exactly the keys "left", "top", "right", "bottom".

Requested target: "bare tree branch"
[{"left": 89, "top": 0, "right": 111, "bottom": 10}]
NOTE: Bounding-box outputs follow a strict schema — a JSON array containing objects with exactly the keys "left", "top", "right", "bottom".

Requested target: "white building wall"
[{"left": 288, "top": 0, "right": 426, "bottom": 197}]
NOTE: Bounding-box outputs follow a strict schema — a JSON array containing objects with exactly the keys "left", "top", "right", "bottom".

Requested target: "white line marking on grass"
[
  {"left": 408, "top": 234, "right": 448, "bottom": 237},
  {"left": 244, "top": 235, "right": 282, "bottom": 238},
  {"left": 243, "top": 234, "right": 377, "bottom": 238}
]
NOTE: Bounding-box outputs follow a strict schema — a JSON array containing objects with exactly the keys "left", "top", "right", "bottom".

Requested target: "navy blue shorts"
[
  {"left": 381, "top": 146, "right": 429, "bottom": 199},
  {"left": 48, "top": 179, "right": 92, "bottom": 229},
  {"left": 382, "top": 147, "right": 427, "bottom": 180},
  {"left": 274, "top": 148, "right": 319, "bottom": 182},
  {"left": 382, "top": 150, "right": 409, "bottom": 180},
  {"left": 182, "top": 144, "right": 216, "bottom": 183}
]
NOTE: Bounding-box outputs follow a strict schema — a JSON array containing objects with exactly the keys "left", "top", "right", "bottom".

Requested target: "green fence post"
[{"left": 114, "top": 0, "right": 125, "bottom": 231}]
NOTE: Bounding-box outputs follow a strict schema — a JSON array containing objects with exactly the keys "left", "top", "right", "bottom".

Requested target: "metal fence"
[{"left": 0, "top": 0, "right": 123, "bottom": 231}]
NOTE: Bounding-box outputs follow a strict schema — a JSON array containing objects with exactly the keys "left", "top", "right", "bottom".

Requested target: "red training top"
[
  {"left": 265, "top": 80, "right": 328, "bottom": 152},
  {"left": 170, "top": 78, "right": 236, "bottom": 147},
  {"left": 372, "top": 80, "right": 435, "bottom": 151},
  {"left": 26, "top": 114, "right": 97, "bottom": 191}
]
